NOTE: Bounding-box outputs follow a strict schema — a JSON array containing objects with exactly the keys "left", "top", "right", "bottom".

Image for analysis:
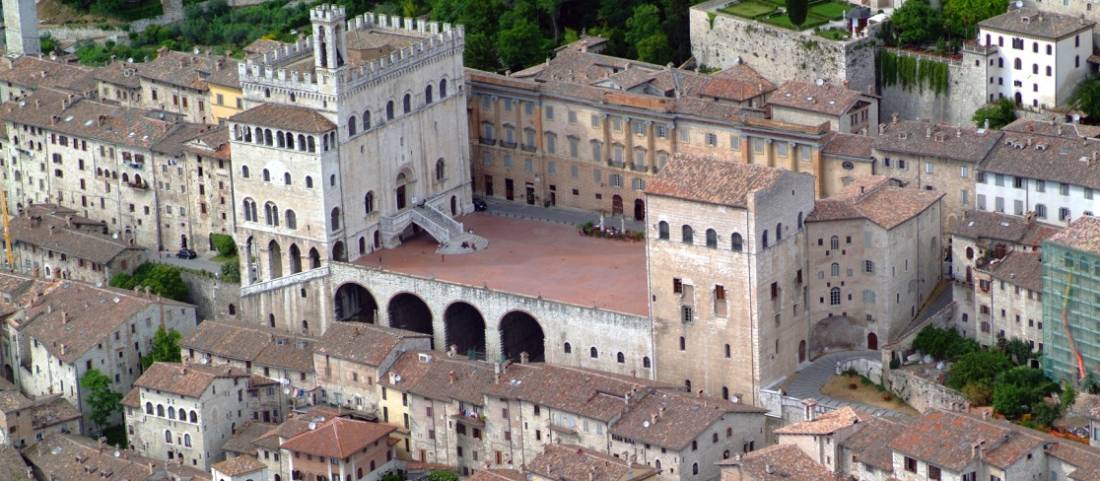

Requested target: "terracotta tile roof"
[
  {"left": 0, "top": 56, "right": 97, "bottom": 95},
  {"left": 181, "top": 320, "right": 317, "bottom": 373},
  {"left": 1048, "top": 216, "right": 1100, "bottom": 255},
  {"left": 0, "top": 387, "right": 33, "bottom": 413},
  {"left": 981, "top": 131, "right": 1100, "bottom": 190},
  {"left": 244, "top": 38, "right": 289, "bottom": 56},
  {"left": 136, "top": 49, "right": 239, "bottom": 90},
  {"left": 1003, "top": 119, "right": 1100, "bottom": 139},
  {"left": 984, "top": 251, "right": 1043, "bottom": 291},
  {"left": 280, "top": 417, "right": 395, "bottom": 459},
  {"left": 134, "top": 362, "right": 251, "bottom": 398},
  {"left": 978, "top": 8, "right": 1093, "bottom": 39},
  {"left": 775, "top": 406, "right": 867, "bottom": 435},
  {"left": 839, "top": 416, "right": 914, "bottom": 471},
  {"left": 0, "top": 445, "right": 29, "bottom": 481},
  {"left": 94, "top": 61, "right": 143, "bottom": 89},
  {"left": 469, "top": 469, "right": 525, "bottom": 481},
  {"left": 24, "top": 433, "right": 211, "bottom": 481},
  {"left": 10, "top": 204, "right": 139, "bottom": 264},
  {"left": 121, "top": 387, "right": 140, "bottom": 408},
  {"left": 15, "top": 275, "right": 192, "bottom": 364},
  {"left": 822, "top": 132, "right": 873, "bottom": 159},
  {"left": 183, "top": 126, "right": 231, "bottom": 160},
  {"left": 384, "top": 351, "right": 496, "bottom": 406},
  {"left": 212, "top": 455, "right": 266, "bottom": 476},
  {"left": 721, "top": 443, "right": 842, "bottom": 481},
  {"left": 527, "top": 444, "right": 659, "bottom": 481},
  {"left": 153, "top": 123, "right": 218, "bottom": 157},
  {"left": 874, "top": 120, "right": 1001, "bottom": 163},
  {"left": 951, "top": 210, "right": 1059, "bottom": 246},
  {"left": 768, "top": 80, "right": 866, "bottom": 116},
  {"left": 609, "top": 389, "right": 764, "bottom": 450},
  {"left": 0, "top": 89, "right": 176, "bottom": 150},
  {"left": 807, "top": 176, "right": 942, "bottom": 229},
  {"left": 485, "top": 363, "right": 664, "bottom": 423},
  {"left": 29, "top": 397, "right": 81, "bottom": 430},
  {"left": 646, "top": 153, "right": 794, "bottom": 208},
  {"left": 315, "top": 322, "right": 431, "bottom": 367},
  {"left": 229, "top": 103, "right": 336, "bottom": 133},
  {"left": 222, "top": 421, "right": 277, "bottom": 455},
  {"left": 699, "top": 63, "right": 776, "bottom": 102}
]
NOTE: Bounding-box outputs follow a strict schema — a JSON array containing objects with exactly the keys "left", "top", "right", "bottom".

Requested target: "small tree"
[
  {"left": 889, "top": 0, "right": 943, "bottom": 46},
  {"left": 210, "top": 233, "right": 237, "bottom": 258},
  {"left": 972, "top": 98, "right": 1016, "bottom": 130},
  {"left": 946, "top": 350, "right": 1012, "bottom": 390},
  {"left": 991, "top": 366, "right": 1058, "bottom": 419},
  {"left": 427, "top": 471, "right": 459, "bottom": 481},
  {"left": 786, "top": 0, "right": 809, "bottom": 27},
  {"left": 81, "top": 369, "right": 122, "bottom": 431},
  {"left": 142, "top": 327, "right": 182, "bottom": 368},
  {"left": 1070, "top": 76, "right": 1100, "bottom": 120}
]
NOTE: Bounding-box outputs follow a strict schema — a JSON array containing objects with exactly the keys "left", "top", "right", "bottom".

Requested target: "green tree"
[
  {"left": 962, "top": 382, "right": 993, "bottom": 405},
  {"left": 1060, "top": 383, "right": 1077, "bottom": 411},
  {"left": 625, "top": 4, "right": 671, "bottom": 64},
  {"left": 998, "top": 337, "right": 1035, "bottom": 366},
  {"left": 991, "top": 366, "right": 1058, "bottom": 419},
  {"left": 210, "top": 233, "right": 237, "bottom": 258},
  {"left": 946, "top": 350, "right": 1012, "bottom": 390},
  {"left": 221, "top": 260, "right": 241, "bottom": 284},
  {"left": 496, "top": 3, "right": 550, "bottom": 72},
  {"left": 972, "top": 98, "right": 1017, "bottom": 129},
  {"left": 536, "top": 0, "right": 565, "bottom": 42},
  {"left": 1070, "top": 76, "right": 1100, "bottom": 120},
  {"left": 786, "top": 0, "right": 808, "bottom": 27},
  {"left": 889, "top": 0, "right": 942, "bottom": 46},
  {"left": 142, "top": 327, "right": 182, "bottom": 369},
  {"left": 111, "top": 263, "right": 189, "bottom": 301},
  {"left": 427, "top": 471, "right": 459, "bottom": 481},
  {"left": 81, "top": 369, "right": 122, "bottom": 430},
  {"left": 943, "top": 0, "right": 1008, "bottom": 38}
]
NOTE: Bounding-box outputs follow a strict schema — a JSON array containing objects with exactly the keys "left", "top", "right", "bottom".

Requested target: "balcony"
[
  {"left": 608, "top": 160, "right": 625, "bottom": 169},
  {"left": 629, "top": 163, "right": 646, "bottom": 172},
  {"left": 520, "top": 144, "right": 537, "bottom": 153},
  {"left": 127, "top": 179, "right": 149, "bottom": 190},
  {"left": 478, "top": 137, "right": 496, "bottom": 146},
  {"left": 499, "top": 140, "right": 517, "bottom": 149}
]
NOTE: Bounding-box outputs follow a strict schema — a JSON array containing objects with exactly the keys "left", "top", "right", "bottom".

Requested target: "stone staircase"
[{"left": 379, "top": 200, "right": 465, "bottom": 246}]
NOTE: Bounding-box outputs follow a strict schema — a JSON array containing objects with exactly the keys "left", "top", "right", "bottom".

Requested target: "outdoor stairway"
[{"left": 410, "top": 202, "right": 464, "bottom": 244}]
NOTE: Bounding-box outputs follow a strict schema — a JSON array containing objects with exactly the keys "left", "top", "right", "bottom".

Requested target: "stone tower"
[
  {"left": 2, "top": 0, "right": 40, "bottom": 56},
  {"left": 311, "top": 4, "right": 346, "bottom": 70}
]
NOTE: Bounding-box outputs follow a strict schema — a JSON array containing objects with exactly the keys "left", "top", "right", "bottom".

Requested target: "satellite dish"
[
  {"left": 308, "top": 422, "right": 317, "bottom": 430},
  {"left": 642, "top": 421, "right": 650, "bottom": 428}
]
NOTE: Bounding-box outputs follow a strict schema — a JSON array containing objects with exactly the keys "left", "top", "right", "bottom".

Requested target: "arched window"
[
  {"left": 157, "top": 404, "right": 164, "bottom": 417},
  {"left": 365, "top": 191, "right": 375, "bottom": 214},
  {"left": 590, "top": 347, "right": 599, "bottom": 358},
  {"left": 168, "top": 407, "right": 176, "bottom": 420},
  {"left": 189, "top": 410, "right": 197, "bottom": 423},
  {"left": 830, "top": 287, "right": 841, "bottom": 305},
  {"left": 776, "top": 222, "right": 783, "bottom": 241},
  {"left": 386, "top": 101, "right": 395, "bottom": 120},
  {"left": 285, "top": 210, "right": 297, "bottom": 230},
  {"left": 643, "top": 356, "right": 651, "bottom": 368},
  {"left": 732, "top": 233, "right": 743, "bottom": 252},
  {"left": 425, "top": 84, "right": 433, "bottom": 104},
  {"left": 145, "top": 402, "right": 153, "bottom": 414},
  {"left": 331, "top": 207, "right": 341, "bottom": 231},
  {"left": 348, "top": 115, "right": 357, "bottom": 136},
  {"left": 306, "top": 176, "right": 313, "bottom": 188},
  {"left": 762, "top": 230, "right": 769, "bottom": 249},
  {"left": 286, "top": 133, "right": 294, "bottom": 150},
  {"left": 284, "top": 172, "right": 291, "bottom": 185},
  {"left": 264, "top": 202, "right": 279, "bottom": 226},
  {"left": 253, "top": 127, "right": 262, "bottom": 143},
  {"left": 363, "top": 110, "right": 371, "bottom": 130},
  {"left": 440, "top": 78, "right": 448, "bottom": 98},
  {"left": 403, "top": 94, "right": 411, "bottom": 113},
  {"left": 307, "top": 136, "right": 316, "bottom": 152},
  {"left": 242, "top": 165, "right": 250, "bottom": 178},
  {"left": 722, "top": 386, "right": 729, "bottom": 400},
  {"left": 830, "top": 236, "right": 839, "bottom": 249},
  {"left": 692, "top": 463, "right": 699, "bottom": 475},
  {"left": 658, "top": 221, "right": 669, "bottom": 240},
  {"left": 705, "top": 229, "right": 718, "bottom": 248},
  {"left": 183, "top": 433, "right": 191, "bottom": 447},
  {"left": 165, "top": 430, "right": 172, "bottom": 443},
  {"left": 564, "top": 342, "right": 572, "bottom": 353},
  {"left": 966, "top": 247, "right": 974, "bottom": 260},
  {"left": 831, "top": 263, "right": 840, "bottom": 276},
  {"left": 262, "top": 169, "right": 271, "bottom": 182},
  {"left": 682, "top": 225, "right": 694, "bottom": 244},
  {"left": 655, "top": 459, "right": 661, "bottom": 470},
  {"left": 264, "top": 129, "right": 273, "bottom": 146},
  {"left": 435, "top": 158, "right": 445, "bottom": 181},
  {"left": 616, "top": 352, "right": 625, "bottom": 363},
  {"left": 297, "top": 134, "right": 306, "bottom": 151},
  {"left": 276, "top": 131, "right": 285, "bottom": 148}
]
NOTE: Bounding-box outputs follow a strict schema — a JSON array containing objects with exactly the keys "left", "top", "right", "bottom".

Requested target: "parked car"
[
  {"left": 473, "top": 197, "right": 488, "bottom": 212},
  {"left": 176, "top": 248, "right": 198, "bottom": 259}
]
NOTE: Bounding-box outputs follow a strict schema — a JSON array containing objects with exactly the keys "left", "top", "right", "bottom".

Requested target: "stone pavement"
[
  {"left": 482, "top": 197, "right": 645, "bottom": 231},
  {"left": 155, "top": 251, "right": 224, "bottom": 275},
  {"left": 780, "top": 350, "right": 909, "bottom": 418}
]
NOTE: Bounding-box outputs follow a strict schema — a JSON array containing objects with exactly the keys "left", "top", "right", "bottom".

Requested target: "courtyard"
[{"left": 719, "top": 0, "right": 851, "bottom": 31}]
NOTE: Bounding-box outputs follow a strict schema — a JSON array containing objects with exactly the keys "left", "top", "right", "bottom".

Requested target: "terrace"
[{"left": 717, "top": 0, "right": 856, "bottom": 39}]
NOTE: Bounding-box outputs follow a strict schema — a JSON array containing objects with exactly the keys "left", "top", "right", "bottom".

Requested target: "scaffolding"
[{"left": 1042, "top": 242, "right": 1100, "bottom": 386}]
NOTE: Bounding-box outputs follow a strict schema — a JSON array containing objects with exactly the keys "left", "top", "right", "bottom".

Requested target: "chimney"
[
  {"left": 764, "top": 464, "right": 774, "bottom": 475},
  {"left": 956, "top": 128, "right": 961, "bottom": 138},
  {"left": 802, "top": 398, "right": 818, "bottom": 421},
  {"left": 520, "top": 351, "right": 529, "bottom": 364},
  {"left": 61, "top": 311, "right": 68, "bottom": 324},
  {"left": 493, "top": 362, "right": 501, "bottom": 384},
  {"left": 972, "top": 439, "right": 985, "bottom": 458},
  {"left": 448, "top": 370, "right": 456, "bottom": 384},
  {"left": 650, "top": 413, "right": 657, "bottom": 425},
  {"left": 925, "top": 127, "right": 932, "bottom": 139}
]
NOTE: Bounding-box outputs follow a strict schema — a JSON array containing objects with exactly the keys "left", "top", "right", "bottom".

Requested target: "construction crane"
[{"left": 0, "top": 189, "right": 12, "bottom": 268}]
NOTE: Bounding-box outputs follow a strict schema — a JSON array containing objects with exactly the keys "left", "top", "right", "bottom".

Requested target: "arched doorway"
[
  {"left": 309, "top": 248, "right": 321, "bottom": 269},
  {"left": 612, "top": 195, "right": 623, "bottom": 215},
  {"left": 396, "top": 172, "right": 409, "bottom": 210},
  {"left": 798, "top": 340, "right": 806, "bottom": 363},
  {"left": 499, "top": 311, "right": 545, "bottom": 362},
  {"left": 332, "top": 241, "right": 347, "bottom": 262},
  {"left": 867, "top": 332, "right": 878, "bottom": 350},
  {"left": 288, "top": 244, "right": 302, "bottom": 274},
  {"left": 1014, "top": 91, "right": 1022, "bottom": 105},
  {"left": 268, "top": 240, "right": 282, "bottom": 279},
  {"left": 450, "top": 195, "right": 457, "bottom": 216},
  {"left": 245, "top": 236, "right": 256, "bottom": 284},
  {"left": 180, "top": 235, "right": 188, "bottom": 249},
  {"left": 634, "top": 199, "right": 645, "bottom": 221},
  {"left": 444, "top": 302, "right": 486, "bottom": 359},
  {"left": 334, "top": 283, "right": 378, "bottom": 323},
  {"left": 388, "top": 293, "right": 434, "bottom": 343}
]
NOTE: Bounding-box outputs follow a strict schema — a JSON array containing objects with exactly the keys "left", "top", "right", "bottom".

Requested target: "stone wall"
[
  {"left": 879, "top": 48, "right": 989, "bottom": 126},
  {"left": 884, "top": 367, "right": 970, "bottom": 413},
  {"left": 181, "top": 271, "right": 241, "bottom": 322},
  {"left": 690, "top": 0, "right": 879, "bottom": 93}
]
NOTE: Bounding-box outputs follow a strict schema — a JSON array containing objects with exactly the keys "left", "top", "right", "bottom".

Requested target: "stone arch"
[
  {"left": 334, "top": 283, "right": 378, "bottom": 323},
  {"left": 387, "top": 293, "right": 434, "bottom": 340},
  {"left": 267, "top": 240, "right": 282, "bottom": 279},
  {"left": 309, "top": 248, "right": 321, "bottom": 269},
  {"left": 332, "top": 241, "right": 347, "bottom": 262},
  {"left": 444, "top": 302, "right": 486, "bottom": 359},
  {"left": 395, "top": 169, "right": 412, "bottom": 210},
  {"left": 288, "top": 244, "right": 302, "bottom": 274},
  {"left": 499, "top": 311, "right": 545, "bottom": 362}
]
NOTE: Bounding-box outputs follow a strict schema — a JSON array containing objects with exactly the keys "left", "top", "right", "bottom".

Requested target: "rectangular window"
[
  {"left": 905, "top": 457, "right": 918, "bottom": 473},
  {"left": 1036, "top": 180, "right": 1046, "bottom": 192},
  {"left": 705, "top": 133, "right": 717, "bottom": 146},
  {"left": 961, "top": 189, "right": 969, "bottom": 206},
  {"left": 545, "top": 105, "right": 554, "bottom": 119},
  {"left": 1061, "top": 183, "right": 1070, "bottom": 196},
  {"left": 977, "top": 194, "right": 987, "bottom": 210},
  {"left": 591, "top": 115, "right": 600, "bottom": 128},
  {"left": 568, "top": 110, "right": 577, "bottom": 123}
]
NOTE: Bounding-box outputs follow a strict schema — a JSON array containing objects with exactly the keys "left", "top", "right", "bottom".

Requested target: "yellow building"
[
  {"left": 208, "top": 76, "right": 243, "bottom": 125},
  {"left": 379, "top": 379, "right": 412, "bottom": 459}
]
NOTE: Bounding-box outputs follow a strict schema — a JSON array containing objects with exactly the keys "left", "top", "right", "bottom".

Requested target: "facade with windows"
[
  {"left": 971, "top": 251, "right": 1045, "bottom": 354},
  {"left": 646, "top": 154, "right": 815, "bottom": 405},
  {"left": 1042, "top": 217, "right": 1100, "bottom": 384},
  {"left": 805, "top": 177, "right": 943, "bottom": 356},
  {"left": 976, "top": 8, "right": 1094, "bottom": 109}
]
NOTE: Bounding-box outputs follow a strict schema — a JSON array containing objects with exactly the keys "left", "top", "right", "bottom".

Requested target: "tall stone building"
[
  {"left": 645, "top": 154, "right": 815, "bottom": 404},
  {"left": 228, "top": 5, "right": 471, "bottom": 284},
  {"left": 1, "top": 0, "right": 40, "bottom": 56}
]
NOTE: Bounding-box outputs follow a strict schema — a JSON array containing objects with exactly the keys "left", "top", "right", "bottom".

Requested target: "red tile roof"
[
  {"left": 647, "top": 153, "right": 795, "bottom": 208},
  {"left": 280, "top": 417, "right": 395, "bottom": 459}
]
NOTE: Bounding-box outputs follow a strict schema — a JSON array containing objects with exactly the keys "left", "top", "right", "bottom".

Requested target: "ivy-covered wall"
[
  {"left": 877, "top": 50, "right": 949, "bottom": 95},
  {"left": 878, "top": 47, "right": 988, "bottom": 126}
]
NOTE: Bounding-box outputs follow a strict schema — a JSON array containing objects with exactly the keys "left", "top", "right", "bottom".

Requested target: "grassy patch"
[
  {"left": 809, "top": 0, "right": 850, "bottom": 20},
  {"left": 103, "top": 424, "right": 128, "bottom": 449},
  {"left": 821, "top": 373, "right": 921, "bottom": 416},
  {"left": 761, "top": 12, "right": 829, "bottom": 30},
  {"left": 815, "top": 27, "right": 850, "bottom": 40},
  {"left": 720, "top": 0, "right": 777, "bottom": 19}
]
